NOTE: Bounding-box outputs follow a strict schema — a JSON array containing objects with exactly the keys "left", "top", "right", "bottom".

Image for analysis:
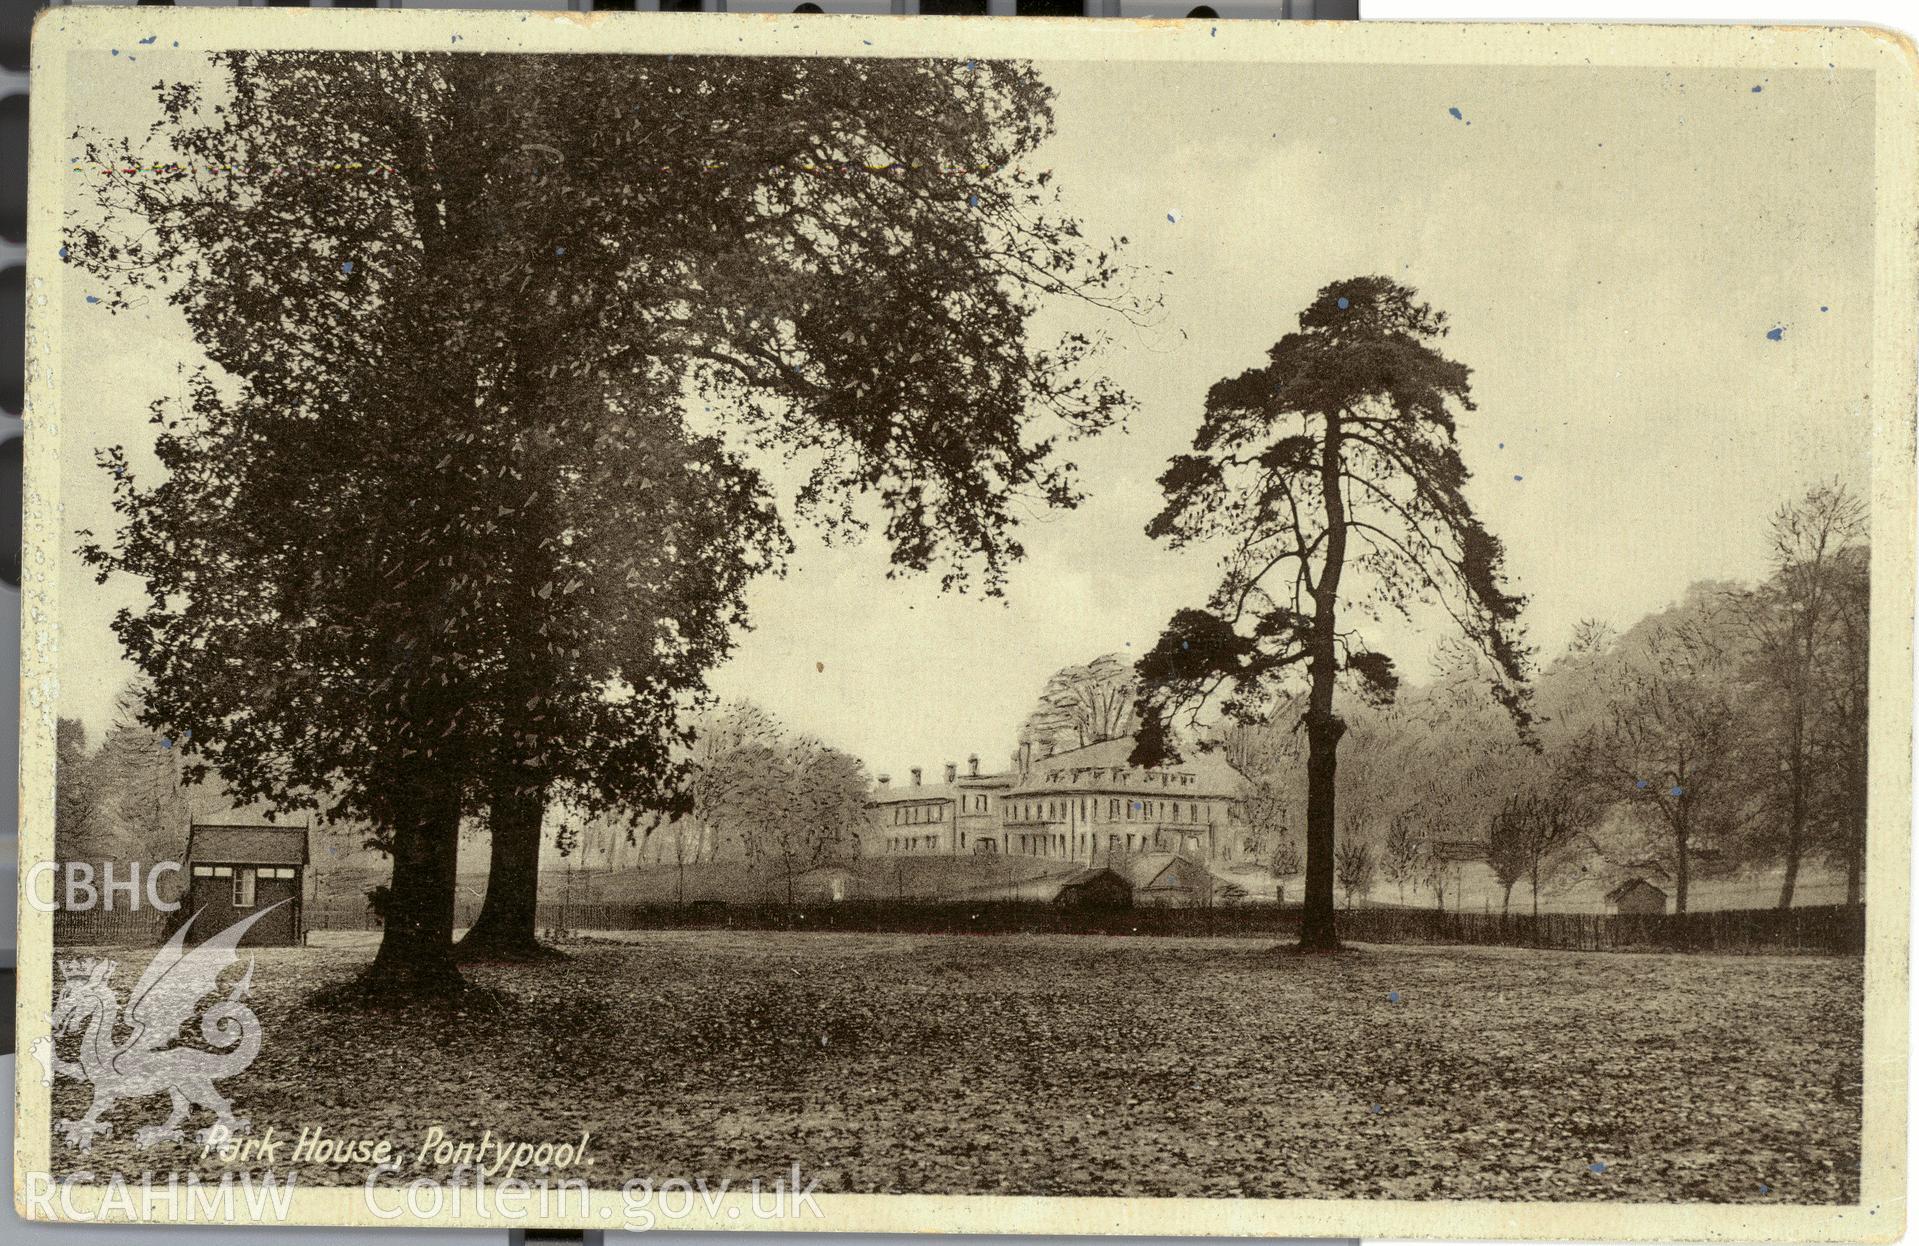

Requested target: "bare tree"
[
  {"left": 1730, "top": 482, "right": 1867, "bottom": 908},
  {"left": 1022, "top": 653, "right": 1141, "bottom": 754},
  {"left": 1381, "top": 813, "right": 1424, "bottom": 905},
  {"left": 1579, "top": 618, "right": 1745, "bottom": 914},
  {"left": 1490, "top": 787, "right": 1593, "bottom": 917},
  {"left": 1420, "top": 845, "right": 1453, "bottom": 912},
  {"left": 1809, "top": 544, "right": 1870, "bottom": 903},
  {"left": 1485, "top": 805, "right": 1528, "bottom": 916},
  {"left": 1334, "top": 819, "right": 1376, "bottom": 908}
]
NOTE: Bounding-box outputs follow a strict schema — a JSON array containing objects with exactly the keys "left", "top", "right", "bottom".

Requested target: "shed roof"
[
  {"left": 187, "top": 824, "right": 310, "bottom": 867},
  {"left": 1605, "top": 877, "right": 1667, "bottom": 903},
  {"left": 1125, "top": 852, "right": 1213, "bottom": 890},
  {"left": 1057, "top": 866, "right": 1129, "bottom": 889}
]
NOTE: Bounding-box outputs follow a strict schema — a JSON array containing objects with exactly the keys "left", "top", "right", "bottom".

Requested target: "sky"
[{"left": 53, "top": 52, "right": 1875, "bottom": 787}]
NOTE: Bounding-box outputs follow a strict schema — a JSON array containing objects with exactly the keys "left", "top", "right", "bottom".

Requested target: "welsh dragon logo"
[{"left": 38, "top": 902, "right": 286, "bottom": 1151}]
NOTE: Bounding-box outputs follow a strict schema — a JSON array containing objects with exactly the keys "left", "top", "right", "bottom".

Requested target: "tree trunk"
[
  {"left": 1778, "top": 747, "right": 1805, "bottom": 909},
  {"left": 1297, "top": 411, "right": 1349, "bottom": 954},
  {"left": 361, "top": 765, "right": 466, "bottom": 998},
  {"left": 1674, "top": 818, "right": 1691, "bottom": 916},
  {"left": 458, "top": 777, "right": 560, "bottom": 962},
  {"left": 1501, "top": 882, "right": 1513, "bottom": 916},
  {"left": 1299, "top": 708, "right": 1343, "bottom": 950}
]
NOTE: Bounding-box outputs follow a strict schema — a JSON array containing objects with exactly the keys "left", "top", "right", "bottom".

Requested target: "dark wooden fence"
[
  {"left": 70, "top": 898, "right": 1864, "bottom": 955},
  {"left": 53, "top": 906, "right": 170, "bottom": 948},
  {"left": 1333, "top": 903, "right": 1865, "bottom": 954}
]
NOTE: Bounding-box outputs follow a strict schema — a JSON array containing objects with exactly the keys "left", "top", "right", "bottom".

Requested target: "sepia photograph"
[{"left": 13, "top": 8, "right": 1916, "bottom": 1239}]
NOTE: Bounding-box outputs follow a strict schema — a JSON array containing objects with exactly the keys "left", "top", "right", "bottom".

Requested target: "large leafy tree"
[
  {"left": 1131, "top": 277, "right": 1530, "bottom": 950},
  {"left": 71, "top": 52, "right": 1138, "bottom": 994}
]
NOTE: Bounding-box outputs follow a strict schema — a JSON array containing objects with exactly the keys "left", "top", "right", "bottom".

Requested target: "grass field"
[{"left": 48, "top": 931, "right": 1862, "bottom": 1203}]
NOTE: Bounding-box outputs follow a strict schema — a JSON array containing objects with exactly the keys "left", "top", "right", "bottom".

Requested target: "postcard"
[{"left": 14, "top": 7, "right": 1915, "bottom": 1239}]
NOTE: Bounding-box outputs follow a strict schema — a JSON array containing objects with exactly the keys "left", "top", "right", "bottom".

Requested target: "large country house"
[{"left": 866, "top": 737, "right": 1245, "bottom": 865}]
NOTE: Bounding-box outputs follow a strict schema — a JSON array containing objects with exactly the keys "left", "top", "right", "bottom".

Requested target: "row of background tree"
[
  {"left": 55, "top": 479, "right": 1866, "bottom": 922},
  {"left": 1025, "top": 484, "right": 1869, "bottom": 915}
]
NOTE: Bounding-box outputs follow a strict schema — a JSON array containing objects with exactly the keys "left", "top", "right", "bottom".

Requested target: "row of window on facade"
[
  {"left": 1006, "top": 797, "right": 1212, "bottom": 825},
  {"left": 1012, "top": 830, "right": 1180, "bottom": 855},
  {"left": 191, "top": 863, "right": 296, "bottom": 907}
]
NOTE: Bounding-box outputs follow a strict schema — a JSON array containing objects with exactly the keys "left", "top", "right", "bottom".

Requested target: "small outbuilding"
[
  {"left": 1129, "top": 852, "right": 1216, "bottom": 908},
  {"left": 184, "top": 823, "right": 309, "bottom": 946},
  {"left": 1606, "top": 877, "right": 1669, "bottom": 916},
  {"left": 1052, "top": 866, "right": 1133, "bottom": 910}
]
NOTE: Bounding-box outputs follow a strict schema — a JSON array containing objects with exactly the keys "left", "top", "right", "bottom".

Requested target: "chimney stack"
[
  {"left": 944, "top": 762, "right": 957, "bottom": 785},
  {"left": 968, "top": 754, "right": 980, "bottom": 777},
  {"left": 910, "top": 766, "right": 923, "bottom": 786},
  {"left": 1018, "top": 741, "right": 1033, "bottom": 778}
]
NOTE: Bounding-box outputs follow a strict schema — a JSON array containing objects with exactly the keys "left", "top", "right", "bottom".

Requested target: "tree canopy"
[
  {"left": 1132, "top": 276, "right": 1530, "bottom": 948},
  {"left": 70, "top": 51, "right": 1142, "bottom": 991}
]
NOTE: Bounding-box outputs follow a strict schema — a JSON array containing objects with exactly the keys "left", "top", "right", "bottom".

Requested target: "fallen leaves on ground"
[{"left": 47, "top": 932, "right": 1861, "bottom": 1203}]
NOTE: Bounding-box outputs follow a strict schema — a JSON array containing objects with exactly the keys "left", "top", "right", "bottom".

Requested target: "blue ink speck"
[
  {"left": 1448, "top": 107, "right": 1463, "bottom": 120},
  {"left": 58, "top": 245, "right": 68, "bottom": 261},
  {"left": 341, "top": 261, "right": 354, "bottom": 275},
  {"left": 1767, "top": 326, "right": 1785, "bottom": 341},
  {"left": 968, "top": 194, "right": 980, "bottom": 208},
  {"left": 111, "top": 49, "right": 119, "bottom": 57},
  {"left": 1387, "top": 991, "right": 1400, "bottom": 1003},
  {"left": 1635, "top": 780, "right": 1649, "bottom": 790},
  {"left": 85, "top": 295, "right": 100, "bottom": 305},
  {"left": 1513, "top": 475, "right": 1524, "bottom": 482},
  {"left": 554, "top": 246, "right": 566, "bottom": 256},
  {"left": 1211, "top": 26, "right": 1217, "bottom": 36},
  {"left": 1759, "top": 1183, "right": 1771, "bottom": 1195},
  {"left": 1337, "top": 296, "right": 1350, "bottom": 310},
  {"left": 1591, "top": 1162, "right": 1608, "bottom": 1175},
  {"left": 1752, "top": 84, "right": 1763, "bottom": 93},
  {"left": 1670, "top": 786, "right": 1685, "bottom": 797},
  {"left": 160, "top": 739, "right": 172, "bottom": 750},
  {"left": 1821, "top": 305, "right": 1829, "bottom": 313},
  {"left": 1369, "top": 1104, "right": 1383, "bottom": 1115},
  {"left": 139, "top": 35, "right": 156, "bottom": 45}
]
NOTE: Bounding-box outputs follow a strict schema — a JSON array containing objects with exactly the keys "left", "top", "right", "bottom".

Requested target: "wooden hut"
[{"left": 184, "top": 823, "right": 309, "bottom": 946}]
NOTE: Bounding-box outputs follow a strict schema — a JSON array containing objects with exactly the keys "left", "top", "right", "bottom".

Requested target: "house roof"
[
  {"left": 1008, "top": 737, "right": 1244, "bottom": 800},
  {"left": 867, "top": 782, "right": 966, "bottom": 806},
  {"left": 1605, "top": 877, "right": 1668, "bottom": 903},
  {"left": 187, "top": 824, "right": 309, "bottom": 867}
]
